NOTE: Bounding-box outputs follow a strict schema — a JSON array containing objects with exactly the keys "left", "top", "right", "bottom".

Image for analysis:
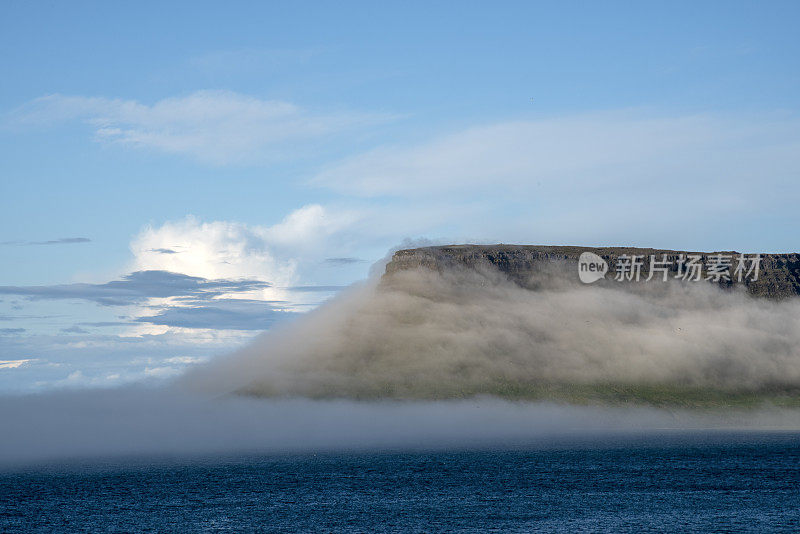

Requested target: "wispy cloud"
[
  {"left": 10, "top": 90, "right": 394, "bottom": 164},
  {"left": 0, "top": 327, "right": 250, "bottom": 393},
  {"left": 61, "top": 325, "right": 89, "bottom": 334},
  {"left": 287, "top": 285, "right": 348, "bottom": 293},
  {"left": 0, "top": 270, "right": 271, "bottom": 306},
  {"left": 1, "top": 237, "right": 91, "bottom": 246},
  {"left": 0, "top": 359, "right": 34, "bottom": 369},
  {"left": 136, "top": 298, "right": 296, "bottom": 330},
  {"left": 313, "top": 111, "right": 800, "bottom": 200},
  {"left": 0, "top": 328, "right": 26, "bottom": 336},
  {"left": 325, "top": 257, "right": 367, "bottom": 265},
  {"left": 307, "top": 111, "right": 800, "bottom": 251}
]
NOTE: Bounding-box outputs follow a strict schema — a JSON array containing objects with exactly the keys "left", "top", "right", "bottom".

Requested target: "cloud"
[
  {"left": 0, "top": 359, "right": 34, "bottom": 369},
  {"left": 0, "top": 329, "right": 25, "bottom": 336},
  {"left": 0, "top": 324, "right": 260, "bottom": 394},
  {"left": 10, "top": 90, "right": 392, "bottom": 164},
  {"left": 1, "top": 237, "right": 91, "bottom": 246},
  {"left": 307, "top": 111, "right": 800, "bottom": 252},
  {"left": 0, "top": 325, "right": 233, "bottom": 396},
  {"left": 259, "top": 204, "right": 361, "bottom": 252},
  {"left": 0, "top": 270, "right": 271, "bottom": 306},
  {"left": 287, "top": 286, "right": 348, "bottom": 293},
  {"left": 312, "top": 111, "right": 800, "bottom": 201},
  {"left": 61, "top": 326, "right": 89, "bottom": 334},
  {"left": 136, "top": 298, "right": 296, "bottom": 330},
  {"left": 143, "top": 366, "right": 182, "bottom": 379},
  {"left": 325, "top": 257, "right": 367, "bottom": 265},
  {"left": 164, "top": 356, "right": 208, "bottom": 365},
  {"left": 130, "top": 215, "right": 293, "bottom": 284},
  {"left": 0, "top": 314, "right": 56, "bottom": 322},
  {"left": 130, "top": 207, "right": 364, "bottom": 291},
  {"left": 0, "top": 205, "right": 372, "bottom": 368},
  {"left": 125, "top": 209, "right": 365, "bottom": 329},
  {"left": 4, "top": 389, "right": 800, "bottom": 464},
  {"left": 183, "top": 263, "right": 800, "bottom": 402}
]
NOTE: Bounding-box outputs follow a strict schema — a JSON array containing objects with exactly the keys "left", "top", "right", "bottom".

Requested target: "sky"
[{"left": 1, "top": 1, "right": 799, "bottom": 392}]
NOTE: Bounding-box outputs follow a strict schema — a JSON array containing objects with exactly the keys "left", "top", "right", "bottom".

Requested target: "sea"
[{"left": 2, "top": 432, "right": 799, "bottom": 533}]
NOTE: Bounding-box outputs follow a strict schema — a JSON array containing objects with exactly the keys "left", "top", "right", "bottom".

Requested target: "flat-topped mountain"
[{"left": 385, "top": 245, "right": 800, "bottom": 299}]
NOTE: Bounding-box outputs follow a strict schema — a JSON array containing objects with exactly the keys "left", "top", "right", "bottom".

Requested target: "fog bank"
[
  {"left": 5, "top": 261, "right": 800, "bottom": 465},
  {"left": 4, "top": 389, "right": 800, "bottom": 466},
  {"left": 181, "top": 264, "right": 800, "bottom": 400}
]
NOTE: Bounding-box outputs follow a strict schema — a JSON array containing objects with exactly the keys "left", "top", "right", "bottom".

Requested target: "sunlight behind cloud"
[{"left": 130, "top": 205, "right": 362, "bottom": 292}]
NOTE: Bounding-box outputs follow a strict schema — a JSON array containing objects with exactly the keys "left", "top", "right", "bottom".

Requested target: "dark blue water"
[{"left": 2, "top": 433, "right": 800, "bottom": 533}]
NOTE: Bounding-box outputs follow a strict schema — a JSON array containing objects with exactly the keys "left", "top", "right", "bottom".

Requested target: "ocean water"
[{"left": 2, "top": 433, "right": 800, "bottom": 533}]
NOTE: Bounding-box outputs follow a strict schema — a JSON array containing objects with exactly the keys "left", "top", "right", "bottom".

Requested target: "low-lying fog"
[{"left": 4, "top": 261, "right": 800, "bottom": 465}]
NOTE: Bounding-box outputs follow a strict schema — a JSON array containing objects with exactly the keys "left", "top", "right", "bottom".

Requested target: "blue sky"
[{"left": 1, "top": 1, "right": 799, "bottom": 391}]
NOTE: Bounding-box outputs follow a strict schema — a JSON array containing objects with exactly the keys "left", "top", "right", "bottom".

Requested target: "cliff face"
[{"left": 385, "top": 245, "right": 800, "bottom": 299}]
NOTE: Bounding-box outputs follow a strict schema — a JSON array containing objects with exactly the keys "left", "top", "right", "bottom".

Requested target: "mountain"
[{"left": 385, "top": 245, "right": 800, "bottom": 299}]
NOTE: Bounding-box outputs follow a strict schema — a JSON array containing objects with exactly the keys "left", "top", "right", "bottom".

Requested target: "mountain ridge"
[{"left": 384, "top": 244, "right": 800, "bottom": 299}]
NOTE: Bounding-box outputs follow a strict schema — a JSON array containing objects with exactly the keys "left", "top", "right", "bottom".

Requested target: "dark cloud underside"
[
  {"left": 136, "top": 299, "right": 297, "bottom": 330},
  {"left": 0, "top": 270, "right": 271, "bottom": 306},
  {"left": 1, "top": 237, "right": 91, "bottom": 246},
  {"left": 0, "top": 328, "right": 26, "bottom": 335}
]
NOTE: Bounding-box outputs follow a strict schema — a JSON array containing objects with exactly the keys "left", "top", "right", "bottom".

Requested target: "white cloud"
[
  {"left": 313, "top": 111, "right": 800, "bottom": 200},
  {"left": 0, "top": 203, "right": 374, "bottom": 361},
  {"left": 261, "top": 204, "right": 361, "bottom": 251},
  {"left": 130, "top": 205, "right": 361, "bottom": 285},
  {"left": 10, "top": 90, "right": 391, "bottom": 164},
  {"left": 130, "top": 216, "right": 295, "bottom": 287},
  {"left": 307, "top": 110, "right": 800, "bottom": 251},
  {"left": 0, "top": 359, "right": 35, "bottom": 370},
  {"left": 35, "top": 365, "right": 182, "bottom": 390},
  {"left": 143, "top": 366, "right": 181, "bottom": 379},
  {"left": 164, "top": 356, "right": 208, "bottom": 365},
  {"left": 125, "top": 204, "right": 368, "bottom": 334}
]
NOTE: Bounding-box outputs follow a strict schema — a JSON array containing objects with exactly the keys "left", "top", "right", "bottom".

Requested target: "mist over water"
[
  {"left": 181, "top": 263, "right": 800, "bottom": 400},
  {"left": 5, "top": 261, "right": 800, "bottom": 465},
  {"left": 4, "top": 389, "right": 800, "bottom": 466}
]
